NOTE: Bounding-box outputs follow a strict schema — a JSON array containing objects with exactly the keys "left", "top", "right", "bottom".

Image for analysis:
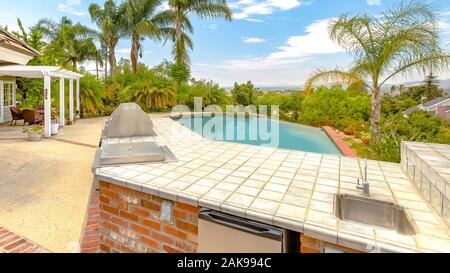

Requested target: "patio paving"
[{"left": 0, "top": 117, "right": 105, "bottom": 252}]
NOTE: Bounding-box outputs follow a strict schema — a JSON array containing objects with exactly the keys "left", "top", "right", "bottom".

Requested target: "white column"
[
  {"left": 76, "top": 79, "right": 80, "bottom": 118},
  {"left": 12, "top": 82, "right": 16, "bottom": 107},
  {"left": 59, "top": 78, "right": 65, "bottom": 127},
  {"left": 0, "top": 81, "right": 4, "bottom": 123},
  {"left": 69, "top": 79, "right": 74, "bottom": 124},
  {"left": 44, "top": 75, "right": 51, "bottom": 138}
]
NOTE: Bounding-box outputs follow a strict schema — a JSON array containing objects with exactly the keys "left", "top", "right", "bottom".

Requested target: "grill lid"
[{"left": 102, "top": 103, "right": 155, "bottom": 138}]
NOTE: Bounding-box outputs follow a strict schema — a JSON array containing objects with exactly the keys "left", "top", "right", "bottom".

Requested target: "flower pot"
[
  {"left": 27, "top": 131, "right": 42, "bottom": 141},
  {"left": 51, "top": 122, "right": 60, "bottom": 135}
]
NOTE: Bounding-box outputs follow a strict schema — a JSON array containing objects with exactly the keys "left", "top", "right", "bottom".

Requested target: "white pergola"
[{"left": 0, "top": 65, "right": 83, "bottom": 137}]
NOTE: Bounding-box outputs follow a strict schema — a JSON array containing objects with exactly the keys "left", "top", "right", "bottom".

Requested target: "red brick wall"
[
  {"left": 299, "top": 234, "right": 362, "bottom": 253},
  {"left": 99, "top": 181, "right": 198, "bottom": 253}
]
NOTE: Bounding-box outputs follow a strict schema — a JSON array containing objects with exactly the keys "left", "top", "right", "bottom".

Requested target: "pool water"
[{"left": 175, "top": 115, "right": 341, "bottom": 155}]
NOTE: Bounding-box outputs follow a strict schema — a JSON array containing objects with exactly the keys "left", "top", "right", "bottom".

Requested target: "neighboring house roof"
[
  {"left": 0, "top": 27, "right": 39, "bottom": 65},
  {"left": 421, "top": 96, "right": 450, "bottom": 108},
  {"left": 403, "top": 96, "right": 450, "bottom": 116}
]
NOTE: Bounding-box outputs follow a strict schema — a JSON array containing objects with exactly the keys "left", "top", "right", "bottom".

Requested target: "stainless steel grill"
[
  {"left": 101, "top": 102, "right": 156, "bottom": 140},
  {"left": 93, "top": 103, "right": 176, "bottom": 168}
]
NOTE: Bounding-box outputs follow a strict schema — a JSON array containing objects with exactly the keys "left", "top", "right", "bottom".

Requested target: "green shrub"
[
  {"left": 79, "top": 73, "right": 107, "bottom": 117},
  {"left": 370, "top": 112, "right": 450, "bottom": 162}
]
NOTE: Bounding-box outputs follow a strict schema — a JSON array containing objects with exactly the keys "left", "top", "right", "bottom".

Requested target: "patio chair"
[
  {"left": 10, "top": 107, "right": 24, "bottom": 126},
  {"left": 23, "top": 110, "right": 44, "bottom": 125}
]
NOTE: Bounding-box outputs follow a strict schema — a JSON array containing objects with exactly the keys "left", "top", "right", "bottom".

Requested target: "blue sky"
[{"left": 1, "top": 0, "right": 450, "bottom": 86}]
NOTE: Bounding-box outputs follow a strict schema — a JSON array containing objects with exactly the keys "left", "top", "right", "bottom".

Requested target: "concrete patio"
[{"left": 0, "top": 117, "right": 105, "bottom": 252}]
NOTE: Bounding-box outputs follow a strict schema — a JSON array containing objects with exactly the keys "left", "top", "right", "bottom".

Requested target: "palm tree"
[
  {"left": 91, "top": 47, "right": 105, "bottom": 78},
  {"left": 120, "top": 0, "right": 168, "bottom": 73},
  {"left": 37, "top": 18, "right": 98, "bottom": 71},
  {"left": 89, "top": 0, "right": 126, "bottom": 80},
  {"left": 161, "top": 0, "right": 232, "bottom": 68},
  {"left": 305, "top": 1, "right": 450, "bottom": 141},
  {"left": 125, "top": 81, "right": 176, "bottom": 110}
]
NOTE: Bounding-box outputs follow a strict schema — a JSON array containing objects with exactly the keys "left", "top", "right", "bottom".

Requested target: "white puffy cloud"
[
  {"left": 58, "top": 0, "right": 85, "bottom": 16},
  {"left": 242, "top": 37, "right": 267, "bottom": 44},
  {"left": 204, "top": 24, "right": 218, "bottom": 30},
  {"left": 231, "top": 0, "right": 302, "bottom": 19},
  {"left": 245, "top": 18, "right": 265, "bottom": 23},
  {"left": 217, "top": 19, "right": 343, "bottom": 70},
  {"left": 366, "top": 0, "right": 381, "bottom": 6}
]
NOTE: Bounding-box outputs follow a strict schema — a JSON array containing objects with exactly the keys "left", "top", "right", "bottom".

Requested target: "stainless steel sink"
[{"left": 334, "top": 194, "right": 416, "bottom": 235}]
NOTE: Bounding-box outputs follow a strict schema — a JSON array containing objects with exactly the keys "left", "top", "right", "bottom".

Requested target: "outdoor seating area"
[{"left": 9, "top": 107, "right": 44, "bottom": 126}]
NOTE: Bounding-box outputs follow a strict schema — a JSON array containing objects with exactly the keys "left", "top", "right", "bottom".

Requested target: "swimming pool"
[{"left": 174, "top": 115, "right": 341, "bottom": 155}]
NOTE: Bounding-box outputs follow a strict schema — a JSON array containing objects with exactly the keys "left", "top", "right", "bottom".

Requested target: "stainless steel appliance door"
[{"left": 198, "top": 210, "right": 284, "bottom": 253}]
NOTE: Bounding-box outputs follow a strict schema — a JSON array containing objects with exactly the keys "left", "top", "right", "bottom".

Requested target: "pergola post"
[
  {"left": 59, "top": 78, "right": 65, "bottom": 127},
  {"left": 69, "top": 79, "right": 74, "bottom": 124},
  {"left": 44, "top": 75, "right": 51, "bottom": 138},
  {"left": 76, "top": 79, "right": 80, "bottom": 118}
]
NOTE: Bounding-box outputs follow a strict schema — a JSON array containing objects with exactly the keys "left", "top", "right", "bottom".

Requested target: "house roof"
[
  {"left": 0, "top": 65, "right": 83, "bottom": 79},
  {"left": 403, "top": 96, "right": 450, "bottom": 115},
  {"left": 0, "top": 27, "right": 40, "bottom": 56},
  {"left": 421, "top": 96, "right": 450, "bottom": 108}
]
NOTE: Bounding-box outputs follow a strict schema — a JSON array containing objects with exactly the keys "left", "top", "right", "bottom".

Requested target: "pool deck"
[
  {"left": 96, "top": 117, "right": 450, "bottom": 253},
  {"left": 0, "top": 118, "right": 105, "bottom": 252}
]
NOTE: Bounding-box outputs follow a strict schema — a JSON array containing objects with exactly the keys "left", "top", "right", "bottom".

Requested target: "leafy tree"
[
  {"left": 182, "top": 79, "right": 228, "bottom": 108},
  {"left": 231, "top": 81, "right": 256, "bottom": 106},
  {"left": 13, "top": 18, "right": 46, "bottom": 55},
  {"left": 237, "top": 90, "right": 305, "bottom": 120},
  {"left": 299, "top": 87, "right": 371, "bottom": 135},
  {"left": 89, "top": 0, "right": 127, "bottom": 80},
  {"left": 381, "top": 93, "right": 418, "bottom": 116},
  {"left": 423, "top": 72, "right": 444, "bottom": 100},
  {"left": 160, "top": 0, "right": 232, "bottom": 68},
  {"left": 370, "top": 111, "right": 449, "bottom": 162},
  {"left": 305, "top": 1, "right": 450, "bottom": 141},
  {"left": 12, "top": 18, "right": 48, "bottom": 102}
]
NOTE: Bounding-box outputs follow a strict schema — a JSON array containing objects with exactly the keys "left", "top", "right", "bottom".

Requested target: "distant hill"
[
  {"left": 382, "top": 78, "right": 450, "bottom": 94},
  {"left": 228, "top": 78, "right": 450, "bottom": 94}
]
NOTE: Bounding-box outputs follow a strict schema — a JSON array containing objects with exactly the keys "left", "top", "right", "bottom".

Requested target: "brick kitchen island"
[
  {"left": 98, "top": 181, "right": 199, "bottom": 253},
  {"left": 94, "top": 117, "right": 450, "bottom": 253}
]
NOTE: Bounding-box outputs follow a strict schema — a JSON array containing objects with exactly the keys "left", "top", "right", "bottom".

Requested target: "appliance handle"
[{"left": 200, "top": 210, "right": 282, "bottom": 240}]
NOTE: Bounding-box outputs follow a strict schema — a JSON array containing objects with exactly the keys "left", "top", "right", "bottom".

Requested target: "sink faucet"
[{"left": 356, "top": 158, "right": 370, "bottom": 196}]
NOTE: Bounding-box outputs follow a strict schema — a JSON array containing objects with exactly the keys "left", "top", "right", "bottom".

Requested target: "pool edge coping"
[{"left": 322, "top": 126, "right": 357, "bottom": 157}]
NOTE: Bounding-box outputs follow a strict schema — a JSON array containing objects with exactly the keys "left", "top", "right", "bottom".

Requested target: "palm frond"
[{"left": 304, "top": 69, "right": 364, "bottom": 96}]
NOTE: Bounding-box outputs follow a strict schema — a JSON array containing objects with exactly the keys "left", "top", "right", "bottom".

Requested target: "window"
[{"left": 3, "top": 83, "right": 14, "bottom": 107}]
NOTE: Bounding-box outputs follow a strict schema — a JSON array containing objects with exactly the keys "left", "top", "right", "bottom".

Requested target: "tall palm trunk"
[
  {"left": 371, "top": 85, "right": 382, "bottom": 141},
  {"left": 131, "top": 33, "right": 140, "bottom": 73},
  {"left": 175, "top": 9, "right": 183, "bottom": 66},
  {"left": 108, "top": 43, "right": 116, "bottom": 80},
  {"left": 104, "top": 52, "right": 108, "bottom": 82}
]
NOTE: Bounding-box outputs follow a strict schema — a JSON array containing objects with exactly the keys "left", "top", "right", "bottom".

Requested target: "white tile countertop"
[{"left": 95, "top": 117, "right": 450, "bottom": 253}]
